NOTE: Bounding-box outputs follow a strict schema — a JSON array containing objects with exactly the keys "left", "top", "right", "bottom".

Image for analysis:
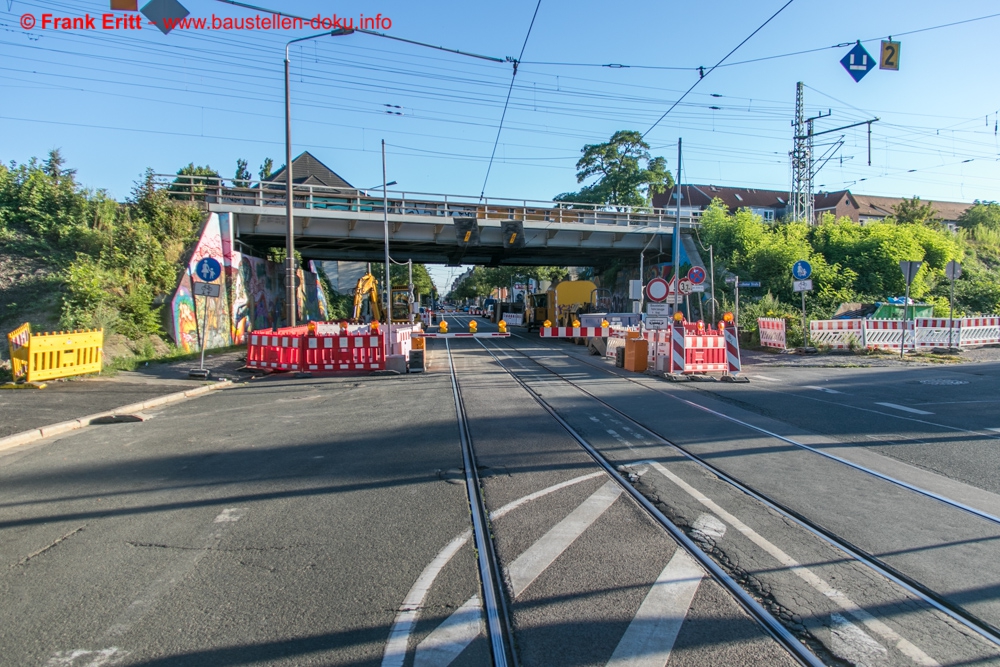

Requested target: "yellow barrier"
[
  {"left": 12, "top": 327, "right": 104, "bottom": 382},
  {"left": 6, "top": 322, "right": 31, "bottom": 380}
]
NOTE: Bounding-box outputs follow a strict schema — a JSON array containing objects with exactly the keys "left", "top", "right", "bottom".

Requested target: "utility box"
[
  {"left": 624, "top": 338, "right": 648, "bottom": 373},
  {"left": 409, "top": 350, "right": 424, "bottom": 373}
]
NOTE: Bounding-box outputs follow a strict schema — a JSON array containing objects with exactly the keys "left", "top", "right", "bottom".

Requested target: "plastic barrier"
[
  {"left": 864, "top": 319, "right": 914, "bottom": 350},
  {"left": 757, "top": 318, "right": 787, "bottom": 350},
  {"left": 6, "top": 322, "right": 30, "bottom": 380},
  {"left": 809, "top": 319, "right": 867, "bottom": 349},
  {"left": 960, "top": 317, "right": 1000, "bottom": 346},
  {"left": 6, "top": 324, "right": 104, "bottom": 382},
  {"left": 503, "top": 313, "right": 524, "bottom": 326},
  {"left": 659, "top": 323, "right": 729, "bottom": 375},
  {"left": 303, "top": 334, "right": 384, "bottom": 371},
  {"left": 913, "top": 318, "right": 960, "bottom": 349},
  {"left": 247, "top": 331, "right": 305, "bottom": 371},
  {"left": 391, "top": 324, "right": 421, "bottom": 358},
  {"left": 723, "top": 323, "right": 742, "bottom": 375},
  {"left": 540, "top": 327, "right": 613, "bottom": 337}
]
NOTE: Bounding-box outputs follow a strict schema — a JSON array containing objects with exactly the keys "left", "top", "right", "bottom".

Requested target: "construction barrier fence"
[
  {"left": 809, "top": 317, "right": 1000, "bottom": 351},
  {"left": 757, "top": 318, "right": 787, "bottom": 350},
  {"left": 5, "top": 323, "right": 104, "bottom": 382},
  {"left": 246, "top": 323, "right": 401, "bottom": 372}
]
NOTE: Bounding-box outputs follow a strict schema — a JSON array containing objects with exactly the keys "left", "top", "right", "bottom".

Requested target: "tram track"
[{"left": 463, "top": 329, "right": 1000, "bottom": 665}]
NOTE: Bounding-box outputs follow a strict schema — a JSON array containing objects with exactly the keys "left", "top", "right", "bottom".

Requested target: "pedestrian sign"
[
  {"left": 792, "top": 260, "right": 812, "bottom": 280},
  {"left": 194, "top": 257, "right": 222, "bottom": 282},
  {"left": 841, "top": 42, "right": 875, "bottom": 82}
]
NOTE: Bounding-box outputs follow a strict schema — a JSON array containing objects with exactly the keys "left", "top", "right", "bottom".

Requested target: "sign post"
[
  {"left": 945, "top": 260, "right": 962, "bottom": 350},
  {"left": 792, "top": 260, "right": 812, "bottom": 348},
  {"left": 191, "top": 257, "right": 223, "bottom": 379},
  {"left": 899, "top": 260, "right": 923, "bottom": 359}
]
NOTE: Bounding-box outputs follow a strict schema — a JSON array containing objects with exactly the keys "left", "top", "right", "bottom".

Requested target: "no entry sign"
[{"left": 645, "top": 277, "right": 669, "bottom": 302}]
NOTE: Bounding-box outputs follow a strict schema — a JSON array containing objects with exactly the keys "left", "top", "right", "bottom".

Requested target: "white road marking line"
[
  {"left": 382, "top": 472, "right": 607, "bottom": 667},
  {"left": 829, "top": 612, "right": 889, "bottom": 666},
  {"left": 691, "top": 513, "right": 727, "bottom": 540},
  {"left": 213, "top": 508, "right": 246, "bottom": 523},
  {"left": 46, "top": 647, "right": 129, "bottom": 666},
  {"left": 605, "top": 549, "right": 704, "bottom": 667},
  {"left": 875, "top": 402, "right": 934, "bottom": 415},
  {"left": 987, "top": 428, "right": 1000, "bottom": 433},
  {"left": 804, "top": 385, "right": 844, "bottom": 394},
  {"left": 865, "top": 433, "right": 934, "bottom": 447},
  {"left": 507, "top": 481, "right": 622, "bottom": 597},
  {"left": 639, "top": 460, "right": 938, "bottom": 666},
  {"left": 754, "top": 374, "right": 780, "bottom": 382},
  {"left": 413, "top": 596, "right": 484, "bottom": 667},
  {"left": 382, "top": 532, "right": 472, "bottom": 667}
]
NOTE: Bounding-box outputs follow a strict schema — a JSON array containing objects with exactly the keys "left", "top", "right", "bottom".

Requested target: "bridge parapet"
[{"left": 153, "top": 175, "right": 703, "bottom": 229}]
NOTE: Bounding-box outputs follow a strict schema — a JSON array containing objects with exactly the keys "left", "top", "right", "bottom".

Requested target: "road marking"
[
  {"left": 508, "top": 481, "right": 621, "bottom": 597},
  {"left": 754, "top": 374, "right": 780, "bottom": 382},
  {"left": 46, "top": 647, "right": 129, "bottom": 666},
  {"left": 382, "top": 472, "right": 607, "bottom": 667},
  {"left": 988, "top": 428, "right": 1000, "bottom": 434},
  {"left": 638, "top": 460, "right": 938, "bottom": 666},
  {"left": 413, "top": 596, "right": 484, "bottom": 667},
  {"left": 876, "top": 402, "right": 934, "bottom": 415},
  {"left": 213, "top": 508, "right": 246, "bottom": 523},
  {"left": 829, "top": 612, "right": 888, "bottom": 666},
  {"left": 804, "top": 385, "right": 844, "bottom": 394},
  {"left": 605, "top": 549, "right": 704, "bottom": 667},
  {"left": 691, "top": 513, "right": 727, "bottom": 540}
]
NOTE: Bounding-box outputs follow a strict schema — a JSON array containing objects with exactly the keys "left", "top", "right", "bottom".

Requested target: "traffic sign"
[
  {"left": 724, "top": 276, "right": 737, "bottom": 284},
  {"left": 899, "top": 260, "right": 922, "bottom": 286},
  {"left": 879, "top": 40, "right": 900, "bottom": 71},
  {"left": 193, "top": 281, "right": 221, "bottom": 298},
  {"left": 793, "top": 279, "right": 813, "bottom": 293},
  {"left": 194, "top": 257, "right": 222, "bottom": 282},
  {"left": 737, "top": 281, "right": 761, "bottom": 288},
  {"left": 678, "top": 278, "right": 693, "bottom": 295},
  {"left": 792, "top": 260, "right": 812, "bottom": 280},
  {"left": 945, "top": 260, "right": 962, "bottom": 281},
  {"left": 645, "top": 317, "right": 670, "bottom": 330},
  {"left": 841, "top": 42, "right": 875, "bottom": 82},
  {"left": 690, "top": 284, "right": 706, "bottom": 293},
  {"left": 645, "top": 277, "right": 670, "bottom": 302},
  {"left": 647, "top": 303, "right": 670, "bottom": 316},
  {"left": 687, "top": 266, "right": 706, "bottom": 285}
]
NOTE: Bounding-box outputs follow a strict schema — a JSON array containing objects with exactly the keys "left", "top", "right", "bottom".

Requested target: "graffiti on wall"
[{"left": 169, "top": 213, "right": 328, "bottom": 351}]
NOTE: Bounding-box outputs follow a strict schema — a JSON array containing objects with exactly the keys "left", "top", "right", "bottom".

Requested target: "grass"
[{"left": 104, "top": 344, "right": 245, "bottom": 374}]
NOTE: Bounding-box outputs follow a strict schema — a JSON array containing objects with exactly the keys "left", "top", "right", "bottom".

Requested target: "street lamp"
[
  {"left": 284, "top": 28, "right": 354, "bottom": 327},
  {"left": 280, "top": 25, "right": 504, "bottom": 328}
]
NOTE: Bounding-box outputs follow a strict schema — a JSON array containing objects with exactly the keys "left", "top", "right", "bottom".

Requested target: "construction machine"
[
  {"left": 525, "top": 280, "right": 598, "bottom": 331},
  {"left": 351, "top": 272, "right": 384, "bottom": 322}
]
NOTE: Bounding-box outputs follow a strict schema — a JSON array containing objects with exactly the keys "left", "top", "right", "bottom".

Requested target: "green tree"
[
  {"left": 555, "top": 130, "right": 673, "bottom": 208},
  {"left": 892, "top": 197, "right": 940, "bottom": 226},
  {"left": 259, "top": 157, "right": 275, "bottom": 181},
  {"left": 234, "top": 158, "right": 252, "bottom": 188},
  {"left": 957, "top": 200, "right": 1000, "bottom": 231}
]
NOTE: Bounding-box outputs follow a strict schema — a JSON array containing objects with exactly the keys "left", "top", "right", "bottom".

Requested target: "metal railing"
[{"left": 154, "top": 175, "right": 702, "bottom": 228}]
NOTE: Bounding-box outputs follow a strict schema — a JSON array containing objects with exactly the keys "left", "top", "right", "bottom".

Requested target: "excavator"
[{"left": 351, "top": 272, "right": 384, "bottom": 322}]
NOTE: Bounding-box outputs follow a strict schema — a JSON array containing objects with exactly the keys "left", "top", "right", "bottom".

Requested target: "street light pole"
[{"left": 284, "top": 28, "right": 353, "bottom": 327}]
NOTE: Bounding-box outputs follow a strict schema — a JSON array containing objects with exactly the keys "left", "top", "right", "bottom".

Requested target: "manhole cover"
[{"left": 919, "top": 379, "right": 969, "bottom": 385}]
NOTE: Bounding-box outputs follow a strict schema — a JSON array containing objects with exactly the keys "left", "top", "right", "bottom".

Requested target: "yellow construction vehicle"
[
  {"left": 352, "top": 272, "right": 384, "bottom": 322},
  {"left": 525, "top": 280, "right": 597, "bottom": 331}
]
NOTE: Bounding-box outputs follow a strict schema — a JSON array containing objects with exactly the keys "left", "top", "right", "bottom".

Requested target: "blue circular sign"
[
  {"left": 195, "top": 257, "right": 222, "bottom": 282},
  {"left": 792, "top": 260, "right": 812, "bottom": 280},
  {"left": 687, "top": 266, "right": 706, "bottom": 285}
]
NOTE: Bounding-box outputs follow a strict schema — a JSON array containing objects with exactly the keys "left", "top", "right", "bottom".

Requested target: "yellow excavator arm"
[{"left": 351, "top": 273, "right": 384, "bottom": 322}]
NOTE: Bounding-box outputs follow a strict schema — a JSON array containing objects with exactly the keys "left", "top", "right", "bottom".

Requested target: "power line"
[
  {"left": 480, "top": 0, "right": 541, "bottom": 201},
  {"left": 643, "top": 0, "right": 796, "bottom": 138}
]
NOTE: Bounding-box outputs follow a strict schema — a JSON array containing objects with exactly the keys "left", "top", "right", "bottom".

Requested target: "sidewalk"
[{"left": 0, "top": 350, "right": 245, "bottom": 439}]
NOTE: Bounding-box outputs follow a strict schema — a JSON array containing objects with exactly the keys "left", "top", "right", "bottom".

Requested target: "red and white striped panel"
[
  {"left": 960, "top": 317, "right": 1000, "bottom": 345},
  {"left": 864, "top": 320, "right": 913, "bottom": 350},
  {"left": 417, "top": 332, "right": 511, "bottom": 338},
  {"left": 809, "top": 319, "right": 865, "bottom": 349},
  {"left": 247, "top": 334, "right": 301, "bottom": 370},
  {"left": 724, "top": 325, "right": 742, "bottom": 374},
  {"left": 540, "top": 327, "right": 612, "bottom": 338},
  {"left": 757, "top": 317, "right": 787, "bottom": 350}
]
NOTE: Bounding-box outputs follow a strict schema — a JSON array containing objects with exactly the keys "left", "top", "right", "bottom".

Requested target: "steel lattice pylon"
[{"left": 790, "top": 81, "right": 813, "bottom": 223}]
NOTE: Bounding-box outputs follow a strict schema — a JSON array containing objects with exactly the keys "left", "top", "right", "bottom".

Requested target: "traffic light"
[
  {"left": 502, "top": 221, "right": 525, "bottom": 249},
  {"left": 453, "top": 218, "right": 480, "bottom": 247}
]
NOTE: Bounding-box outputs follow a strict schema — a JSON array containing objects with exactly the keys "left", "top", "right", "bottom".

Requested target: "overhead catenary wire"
[
  {"left": 479, "top": 0, "right": 542, "bottom": 201},
  {"left": 643, "top": 0, "right": 796, "bottom": 139}
]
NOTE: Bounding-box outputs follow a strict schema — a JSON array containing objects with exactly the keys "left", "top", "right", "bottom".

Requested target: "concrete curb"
[{"left": 0, "top": 380, "right": 232, "bottom": 454}]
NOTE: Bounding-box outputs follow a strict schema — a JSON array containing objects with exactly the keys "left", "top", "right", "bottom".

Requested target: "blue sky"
[{"left": 2, "top": 0, "right": 999, "bottom": 291}]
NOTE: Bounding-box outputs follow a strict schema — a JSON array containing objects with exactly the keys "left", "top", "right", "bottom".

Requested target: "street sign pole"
[
  {"left": 199, "top": 290, "right": 211, "bottom": 374},
  {"left": 709, "top": 245, "right": 715, "bottom": 323},
  {"left": 734, "top": 275, "right": 739, "bottom": 328},
  {"left": 902, "top": 279, "right": 911, "bottom": 360},
  {"left": 949, "top": 277, "right": 956, "bottom": 349},
  {"left": 802, "top": 289, "right": 808, "bottom": 348}
]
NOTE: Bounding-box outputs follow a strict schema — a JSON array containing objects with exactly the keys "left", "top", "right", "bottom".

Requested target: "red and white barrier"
[
  {"left": 417, "top": 332, "right": 511, "bottom": 338},
  {"left": 658, "top": 323, "right": 731, "bottom": 376},
  {"left": 303, "top": 334, "right": 384, "bottom": 371},
  {"left": 809, "top": 320, "right": 867, "bottom": 349},
  {"left": 960, "top": 317, "right": 1000, "bottom": 346},
  {"left": 540, "top": 327, "right": 612, "bottom": 338},
  {"left": 723, "top": 324, "right": 742, "bottom": 375},
  {"left": 811, "top": 316, "right": 1000, "bottom": 351},
  {"left": 757, "top": 318, "right": 787, "bottom": 350}
]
